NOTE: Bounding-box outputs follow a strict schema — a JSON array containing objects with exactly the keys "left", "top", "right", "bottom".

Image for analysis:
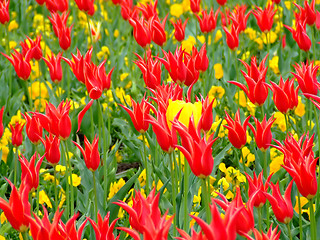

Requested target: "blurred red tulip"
[
  {"left": 248, "top": 115, "right": 275, "bottom": 152},
  {"left": 250, "top": 224, "right": 281, "bottom": 240},
  {"left": 229, "top": 5, "right": 251, "bottom": 33},
  {"left": 224, "top": 109, "right": 251, "bottom": 149},
  {"left": 73, "top": 135, "right": 100, "bottom": 172},
  {"left": 0, "top": 0, "right": 10, "bottom": 24},
  {"left": 171, "top": 18, "right": 188, "bottom": 42},
  {"left": 190, "top": 0, "right": 201, "bottom": 13},
  {"left": 216, "top": 0, "right": 227, "bottom": 6},
  {"left": 42, "top": 52, "right": 63, "bottom": 83},
  {"left": 192, "top": 43, "right": 209, "bottom": 72},
  {"left": 136, "top": 0, "right": 158, "bottom": 20},
  {"left": 150, "top": 15, "right": 168, "bottom": 47},
  {"left": 223, "top": 23, "right": 240, "bottom": 50},
  {"left": 87, "top": 212, "right": 119, "bottom": 240},
  {"left": 10, "top": 122, "right": 25, "bottom": 147},
  {"left": 23, "top": 112, "right": 43, "bottom": 145},
  {"left": 20, "top": 35, "right": 42, "bottom": 61},
  {"left": 45, "top": 0, "right": 69, "bottom": 12},
  {"left": 0, "top": 106, "right": 4, "bottom": 139},
  {"left": 40, "top": 134, "right": 61, "bottom": 165},
  {"left": 253, "top": 3, "right": 277, "bottom": 33},
  {"left": 196, "top": 8, "right": 220, "bottom": 34},
  {"left": 2, "top": 49, "right": 33, "bottom": 80},
  {"left": 129, "top": 17, "right": 152, "bottom": 48},
  {"left": 74, "top": 0, "right": 95, "bottom": 16},
  {"left": 294, "top": 0, "right": 316, "bottom": 26},
  {"left": 265, "top": 180, "right": 294, "bottom": 224},
  {"left": 198, "top": 96, "right": 214, "bottom": 132},
  {"left": 269, "top": 76, "right": 299, "bottom": 114},
  {"left": 285, "top": 20, "right": 311, "bottom": 51},
  {"left": 120, "top": 0, "right": 135, "bottom": 21}
]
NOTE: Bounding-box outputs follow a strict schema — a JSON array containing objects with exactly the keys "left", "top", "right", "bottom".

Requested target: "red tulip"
[
  {"left": 150, "top": 15, "right": 168, "bottom": 47},
  {"left": 35, "top": 100, "right": 72, "bottom": 140},
  {"left": 173, "top": 116, "right": 218, "bottom": 178},
  {"left": 265, "top": 180, "right": 294, "bottom": 224},
  {"left": 253, "top": 3, "right": 277, "bottom": 33},
  {"left": 0, "top": 179, "right": 31, "bottom": 232},
  {"left": 0, "top": 106, "right": 4, "bottom": 138},
  {"left": 74, "top": 0, "right": 95, "bottom": 16},
  {"left": 119, "top": 97, "right": 155, "bottom": 134},
  {"left": 285, "top": 20, "right": 311, "bottom": 51},
  {"left": 269, "top": 77, "right": 299, "bottom": 114},
  {"left": 20, "top": 35, "right": 42, "bottom": 61},
  {"left": 171, "top": 18, "right": 188, "bottom": 42},
  {"left": 87, "top": 212, "right": 119, "bottom": 240},
  {"left": 35, "top": 0, "right": 45, "bottom": 5},
  {"left": 223, "top": 23, "right": 240, "bottom": 50},
  {"left": 272, "top": 0, "right": 281, "bottom": 4},
  {"left": 248, "top": 115, "right": 275, "bottom": 151},
  {"left": 183, "top": 52, "right": 200, "bottom": 86},
  {"left": 240, "top": 54, "right": 268, "bottom": 83},
  {"left": 196, "top": 8, "right": 220, "bottom": 34},
  {"left": 192, "top": 43, "right": 209, "bottom": 72},
  {"left": 190, "top": 0, "right": 201, "bottom": 13},
  {"left": 115, "top": 189, "right": 173, "bottom": 239},
  {"left": 250, "top": 224, "right": 281, "bottom": 240},
  {"left": 198, "top": 96, "right": 214, "bottom": 132},
  {"left": 220, "top": 8, "right": 231, "bottom": 27},
  {"left": 10, "top": 122, "right": 25, "bottom": 147},
  {"left": 73, "top": 135, "right": 100, "bottom": 172},
  {"left": 216, "top": 0, "right": 227, "bottom": 6},
  {"left": 23, "top": 112, "right": 43, "bottom": 145},
  {"left": 215, "top": 187, "right": 256, "bottom": 236},
  {"left": 129, "top": 17, "right": 151, "bottom": 48},
  {"left": 42, "top": 52, "right": 63, "bottom": 83},
  {"left": 65, "top": 213, "right": 88, "bottom": 240},
  {"left": 136, "top": 0, "right": 158, "bottom": 20},
  {"left": 291, "top": 61, "right": 319, "bottom": 96},
  {"left": 224, "top": 109, "right": 250, "bottom": 149},
  {"left": 19, "top": 153, "right": 44, "bottom": 191},
  {"left": 48, "top": 11, "right": 73, "bottom": 51},
  {"left": 245, "top": 171, "right": 272, "bottom": 208},
  {"left": 294, "top": 0, "right": 316, "bottom": 26},
  {"left": 120, "top": 0, "right": 136, "bottom": 21},
  {"left": 229, "top": 5, "right": 251, "bottom": 33},
  {"left": 40, "top": 134, "right": 61, "bottom": 165},
  {"left": 134, "top": 50, "right": 162, "bottom": 90},
  {"left": 0, "top": 0, "right": 10, "bottom": 24},
  {"left": 2, "top": 49, "right": 33, "bottom": 80},
  {"left": 176, "top": 228, "right": 206, "bottom": 240},
  {"left": 45, "top": 0, "right": 69, "bottom": 13}
]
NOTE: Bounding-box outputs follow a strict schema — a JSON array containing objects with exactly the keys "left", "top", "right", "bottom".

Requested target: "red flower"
[
  {"left": 272, "top": 0, "right": 281, "bottom": 4},
  {"left": 223, "top": 23, "right": 240, "bottom": 50},
  {"left": 229, "top": 5, "right": 251, "bottom": 33},
  {"left": 40, "top": 134, "right": 61, "bottom": 165},
  {"left": 285, "top": 20, "right": 311, "bottom": 51},
  {"left": 136, "top": 0, "right": 158, "bottom": 20},
  {"left": 196, "top": 8, "right": 220, "bottom": 34},
  {"left": 48, "top": 11, "right": 73, "bottom": 51},
  {"left": 87, "top": 212, "right": 120, "bottom": 240},
  {"left": 224, "top": 109, "right": 251, "bottom": 149},
  {"left": 134, "top": 49, "right": 162, "bottom": 90},
  {"left": 192, "top": 43, "right": 209, "bottom": 72},
  {"left": 129, "top": 17, "right": 151, "bottom": 48},
  {"left": 183, "top": 52, "right": 200, "bottom": 86},
  {"left": 291, "top": 61, "right": 319, "bottom": 96},
  {"left": 45, "top": 0, "right": 69, "bottom": 13},
  {"left": 10, "top": 122, "right": 25, "bottom": 147},
  {"left": 214, "top": 187, "right": 256, "bottom": 236},
  {"left": 65, "top": 213, "right": 88, "bottom": 240},
  {"left": 20, "top": 35, "right": 42, "bottom": 61},
  {"left": 120, "top": 0, "right": 135, "bottom": 21},
  {"left": 73, "top": 135, "right": 100, "bottom": 172},
  {"left": 42, "top": 52, "right": 63, "bottom": 83},
  {"left": 198, "top": 96, "right": 214, "bottom": 132},
  {"left": 253, "top": 3, "right": 277, "bottom": 33},
  {"left": 248, "top": 115, "right": 275, "bottom": 151},
  {"left": 115, "top": 189, "right": 173, "bottom": 239},
  {"left": 19, "top": 153, "right": 44, "bottom": 191},
  {"left": 150, "top": 15, "right": 168, "bottom": 47},
  {"left": 190, "top": 0, "right": 201, "bottom": 13},
  {"left": 245, "top": 171, "right": 272, "bottom": 208},
  {"left": 216, "top": 0, "right": 227, "bottom": 6},
  {"left": 23, "top": 112, "right": 43, "bottom": 145},
  {"left": 35, "top": 100, "right": 72, "bottom": 140},
  {"left": 0, "top": 179, "right": 31, "bottom": 232},
  {"left": 2, "top": 49, "right": 33, "bottom": 80},
  {"left": 0, "top": 0, "right": 10, "bottom": 25},
  {"left": 119, "top": 97, "right": 155, "bottom": 134},
  {"left": 269, "top": 76, "right": 299, "bottom": 114},
  {"left": 74, "top": 0, "right": 95, "bottom": 16},
  {"left": 265, "top": 180, "right": 294, "bottom": 224},
  {"left": 251, "top": 224, "right": 281, "bottom": 240},
  {"left": 35, "top": 0, "right": 45, "bottom": 5},
  {"left": 170, "top": 18, "right": 188, "bottom": 42},
  {"left": 294, "top": 0, "right": 316, "bottom": 26},
  {"left": 0, "top": 106, "right": 4, "bottom": 138},
  {"left": 173, "top": 117, "right": 218, "bottom": 178},
  {"left": 240, "top": 54, "right": 268, "bottom": 82}
]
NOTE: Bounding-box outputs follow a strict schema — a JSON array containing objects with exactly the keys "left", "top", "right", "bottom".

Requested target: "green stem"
[
  {"left": 315, "top": 105, "right": 320, "bottom": 209},
  {"left": 36, "top": 185, "right": 40, "bottom": 215},
  {"left": 183, "top": 160, "right": 189, "bottom": 231},
  {"left": 14, "top": 146, "right": 18, "bottom": 186},
  {"left": 90, "top": 105, "right": 95, "bottom": 140},
  {"left": 201, "top": 177, "right": 211, "bottom": 223},
  {"left": 262, "top": 150, "right": 268, "bottom": 180},
  {"left": 286, "top": 223, "right": 293, "bottom": 240},
  {"left": 22, "top": 231, "right": 29, "bottom": 240},
  {"left": 86, "top": 14, "right": 95, "bottom": 64},
  {"left": 169, "top": 152, "right": 177, "bottom": 235},
  {"left": 311, "top": 27, "right": 316, "bottom": 61},
  {"left": 258, "top": 207, "right": 262, "bottom": 232},
  {"left": 53, "top": 164, "right": 58, "bottom": 212},
  {"left": 93, "top": 170, "right": 98, "bottom": 221},
  {"left": 61, "top": 141, "right": 69, "bottom": 218},
  {"left": 64, "top": 141, "right": 74, "bottom": 216},
  {"left": 25, "top": 80, "right": 33, "bottom": 111},
  {"left": 5, "top": 23, "right": 12, "bottom": 99},
  {"left": 284, "top": 113, "right": 289, "bottom": 136},
  {"left": 309, "top": 198, "right": 317, "bottom": 240},
  {"left": 142, "top": 134, "right": 149, "bottom": 195},
  {"left": 297, "top": 192, "right": 303, "bottom": 240}
]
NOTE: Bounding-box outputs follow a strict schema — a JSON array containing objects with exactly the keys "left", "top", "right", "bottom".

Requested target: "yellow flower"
[
  {"left": 269, "top": 55, "right": 280, "bottom": 75},
  {"left": 254, "top": 38, "right": 264, "bottom": 50},
  {"left": 114, "top": 29, "right": 119, "bottom": 38},
  {"left": 244, "top": 28, "right": 257, "bottom": 40},
  {"left": 235, "top": 91, "right": 247, "bottom": 108},
  {"left": 211, "top": 118, "right": 228, "bottom": 138},
  {"left": 269, "top": 151, "right": 284, "bottom": 174},
  {"left": 68, "top": 174, "right": 81, "bottom": 187},
  {"left": 59, "top": 189, "right": 66, "bottom": 209},
  {"left": 39, "top": 190, "right": 52, "bottom": 208},
  {"left": 295, "top": 96, "right": 305, "bottom": 117},
  {"left": 240, "top": 146, "right": 255, "bottom": 166},
  {"left": 97, "top": 46, "right": 110, "bottom": 60},
  {"left": 214, "top": 30, "right": 222, "bottom": 43},
  {"left": 170, "top": 4, "right": 184, "bottom": 18},
  {"left": 214, "top": 63, "right": 224, "bottom": 79},
  {"left": 9, "top": 110, "right": 25, "bottom": 126},
  {"left": 28, "top": 81, "right": 49, "bottom": 100},
  {"left": 9, "top": 40, "right": 17, "bottom": 49},
  {"left": 120, "top": 73, "right": 129, "bottom": 81},
  {"left": 241, "top": 51, "right": 250, "bottom": 61},
  {"left": 262, "top": 31, "right": 277, "bottom": 44},
  {"left": 218, "top": 178, "right": 230, "bottom": 191},
  {"left": 284, "top": 1, "right": 291, "bottom": 9},
  {"left": 246, "top": 102, "right": 256, "bottom": 116},
  {"left": 273, "top": 112, "right": 286, "bottom": 132},
  {"left": 108, "top": 178, "right": 126, "bottom": 200},
  {"left": 166, "top": 99, "right": 202, "bottom": 129},
  {"left": 0, "top": 212, "right": 7, "bottom": 224},
  {"left": 8, "top": 20, "right": 18, "bottom": 31},
  {"left": 189, "top": 212, "right": 199, "bottom": 228},
  {"left": 197, "top": 35, "right": 205, "bottom": 44},
  {"left": 56, "top": 165, "right": 66, "bottom": 175},
  {"left": 181, "top": 36, "right": 196, "bottom": 53},
  {"left": 294, "top": 196, "right": 313, "bottom": 217},
  {"left": 0, "top": 145, "right": 9, "bottom": 163},
  {"left": 208, "top": 85, "right": 225, "bottom": 99},
  {"left": 34, "top": 98, "right": 48, "bottom": 112},
  {"left": 0, "top": 235, "right": 5, "bottom": 240},
  {"left": 138, "top": 169, "right": 147, "bottom": 187}
]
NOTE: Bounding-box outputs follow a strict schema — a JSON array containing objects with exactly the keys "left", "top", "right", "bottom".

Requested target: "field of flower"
[{"left": 0, "top": 0, "right": 319, "bottom": 239}]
